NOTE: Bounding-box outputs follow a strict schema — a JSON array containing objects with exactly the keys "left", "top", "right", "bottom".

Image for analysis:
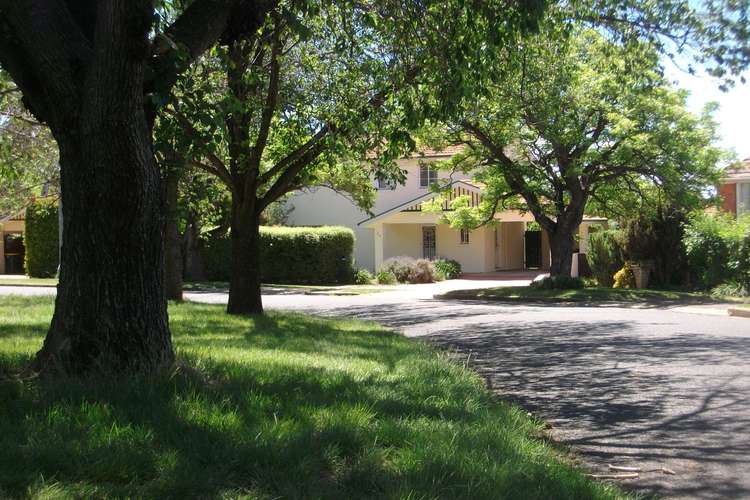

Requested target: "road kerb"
[{"left": 728, "top": 307, "right": 750, "bottom": 318}]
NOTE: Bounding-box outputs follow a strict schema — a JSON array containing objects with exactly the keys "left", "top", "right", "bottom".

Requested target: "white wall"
[
  {"left": 286, "top": 155, "right": 470, "bottom": 271},
  {"left": 383, "top": 224, "right": 423, "bottom": 260},
  {"left": 435, "top": 224, "right": 492, "bottom": 273}
]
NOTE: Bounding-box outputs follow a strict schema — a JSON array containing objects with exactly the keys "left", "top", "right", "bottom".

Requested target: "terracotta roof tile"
[
  {"left": 724, "top": 158, "right": 750, "bottom": 177},
  {"left": 367, "top": 144, "right": 465, "bottom": 160},
  {"left": 408, "top": 144, "right": 466, "bottom": 158}
]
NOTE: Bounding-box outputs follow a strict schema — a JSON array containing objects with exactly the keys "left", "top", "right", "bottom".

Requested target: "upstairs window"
[
  {"left": 460, "top": 228, "right": 470, "bottom": 244},
  {"left": 419, "top": 164, "right": 438, "bottom": 188}
]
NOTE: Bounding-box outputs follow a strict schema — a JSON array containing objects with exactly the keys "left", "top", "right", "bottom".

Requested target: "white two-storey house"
[{"left": 287, "top": 147, "right": 605, "bottom": 274}]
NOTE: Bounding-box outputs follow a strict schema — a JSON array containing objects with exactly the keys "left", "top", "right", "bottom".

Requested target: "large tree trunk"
[
  {"left": 227, "top": 201, "right": 263, "bottom": 315},
  {"left": 164, "top": 168, "right": 184, "bottom": 301},
  {"left": 548, "top": 229, "right": 576, "bottom": 278},
  {"left": 30, "top": 3, "right": 174, "bottom": 374},
  {"left": 35, "top": 123, "right": 174, "bottom": 374}
]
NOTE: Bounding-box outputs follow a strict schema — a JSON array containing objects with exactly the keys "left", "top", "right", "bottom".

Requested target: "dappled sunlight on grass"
[{"left": 0, "top": 296, "right": 625, "bottom": 499}]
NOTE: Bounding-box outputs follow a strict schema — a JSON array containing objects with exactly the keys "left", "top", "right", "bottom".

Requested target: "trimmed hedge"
[
  {"left": 24, "top": 199, "right": 59, "bottom": 278},
  {"left": 203, "top": 226, "right": 355, "bottom": 284}
]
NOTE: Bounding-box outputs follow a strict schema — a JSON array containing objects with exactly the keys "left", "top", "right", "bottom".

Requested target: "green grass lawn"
[
  {"left": 0, "top": 296, "right": 624, "bottom": 499},
  {"left": 439, "top": 285, "right": 719, "bottom": 305},
  {"left": 0, "top": 277, "right": 58, "bottom": 287}
]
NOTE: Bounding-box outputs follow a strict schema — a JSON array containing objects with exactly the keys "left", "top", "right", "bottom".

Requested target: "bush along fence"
[
  {"left": 203, "top": 226, "right": 355, "bottom": 284},
  {"left": 684, "top": 212, "right": 750, "bottom": 294},
  {"left": 24, "top": 199, "right": 59, "bottom": 278},
  {"left": 586, "top": 211, "right": 750, "bottom": 295}
]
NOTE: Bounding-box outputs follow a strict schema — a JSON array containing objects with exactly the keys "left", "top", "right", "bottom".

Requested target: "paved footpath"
[{"left": 3, "top": 282, "right": 748, "bottom": 499}]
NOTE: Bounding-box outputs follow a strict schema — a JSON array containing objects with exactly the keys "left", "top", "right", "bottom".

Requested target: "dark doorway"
[
  {"left": 422, "top": 226, "right": 436, "bottom": 260},
  {"left": 3, "top": 233, "right": 25, "bottom": 274},
  {"left": 524, "top": 230, "right": 542, "bottom": 269}
]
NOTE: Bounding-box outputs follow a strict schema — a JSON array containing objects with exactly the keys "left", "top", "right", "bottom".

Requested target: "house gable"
[{"left": 358, "top": 180, "right": 482, "bottom": 227}]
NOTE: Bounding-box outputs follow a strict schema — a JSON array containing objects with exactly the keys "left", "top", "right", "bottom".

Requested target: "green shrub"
[
  {"left": 683, "top": 212, "right": 750, "bottom": 289},
  {"left": 587, "top": 230, "right": 625, "bottom": 287},
  {"left": 622, "top": 208, "right": 689, "bottom": 287},
  {"left": 530, "top": 275, "right": 584, "bottom": 290},
  {"left": 354, "top": 268, "right": 373, "bottom": 285},
  {"left": 434, "top": 258, "right": 462, "bottom": 280},
  {"left": 710, "top": 281, "right": 749, "bottom": 298},
  {"left": 375, "top": 270, "right": 397, "bottom": 284},
  {"left": 739, "top": 230, "right": 750, "bottom": 292},
  {"left": 24, "top": 199, "right": 59, "bottom": 278},
  {"left": 203, "top": 226, "right": 355, "bottom": 284},
  {"left": 613, "top": 263, "right": 636, "bottom": 289},
  {"left": 382, "top": 256, "right": 436, "bottom": 283}
]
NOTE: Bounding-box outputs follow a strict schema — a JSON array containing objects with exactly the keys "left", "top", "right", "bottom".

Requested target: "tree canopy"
[{"left": 427, "top": 26, "right": 726, "bottom": 276}]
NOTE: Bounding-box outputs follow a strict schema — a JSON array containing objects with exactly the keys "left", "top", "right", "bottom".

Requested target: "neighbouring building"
[
  {"left": 287, "top": 148, "right": 606, "bottom": 273},
  {"left": 0, "top": 210, "right": 26, "bottom": 274},
  {"left": 719, "top": 157, "right": 750, "bottom": 218}
]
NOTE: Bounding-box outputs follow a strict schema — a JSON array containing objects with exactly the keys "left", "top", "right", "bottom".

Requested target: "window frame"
[
  {"left": 460, "top": 228, "right": 470, "bottom": 245},
  {"left": 419, "top": 164, "right": 438, "bottom": 188}
]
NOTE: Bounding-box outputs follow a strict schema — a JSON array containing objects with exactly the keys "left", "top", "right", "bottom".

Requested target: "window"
[
  {"left": 422, "top": 226, "right": 436, "bottom": 260},
  {"left": 377, "top": 177, "right": 396, "bottom": 190},
  {"left": 419, "top": 164, "right": 438, "bottom": 188},
  {"left": 739, "top": 182, "right": 750, "bottom": 215},
  {"left": 460, "top": 228, "right": 470, "bottom": 244}
]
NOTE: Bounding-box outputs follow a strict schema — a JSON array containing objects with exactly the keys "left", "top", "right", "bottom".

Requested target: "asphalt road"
[{"left": 3, "top": 282, "right": 748, "bottom": 498}]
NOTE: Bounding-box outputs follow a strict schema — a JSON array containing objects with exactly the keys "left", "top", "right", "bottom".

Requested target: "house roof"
[
  {"left": 722, "top": 158, "right": 750, "bottom": 182},
  {"left": 359, "top": 179, "right": 609, "bottom": 227},
  {"left": 408, "top": 144, "right": 465, "bottom": 158},
  {"left": 366, "top": 144, "right": 466, "bottom": 160},
  {"left": 358, "top": 180, "right": 482, "bottom": 226},
  {"left": 0, "top": 209, "right": 25, "bottom": 224}
]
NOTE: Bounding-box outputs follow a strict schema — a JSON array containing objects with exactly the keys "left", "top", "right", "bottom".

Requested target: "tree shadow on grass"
[{"left": 0, "top": 300, "right": 617, "bottom": 500}]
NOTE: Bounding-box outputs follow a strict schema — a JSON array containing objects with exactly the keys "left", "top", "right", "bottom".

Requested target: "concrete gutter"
[{"left": 728, "top": 306, "right": 750, "bottom": 318}]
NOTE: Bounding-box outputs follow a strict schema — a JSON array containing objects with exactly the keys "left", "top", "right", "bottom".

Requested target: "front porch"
[
  {"left": 358, "top": 180, "right": 605, "bottom": 274},
  {"left": 369, "top": 216, "right": 551, "bottom": 274}
]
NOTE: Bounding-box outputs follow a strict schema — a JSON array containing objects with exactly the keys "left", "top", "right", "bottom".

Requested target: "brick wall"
[{"left": 719, "top": 183, "right": 736, "bottom": 216}]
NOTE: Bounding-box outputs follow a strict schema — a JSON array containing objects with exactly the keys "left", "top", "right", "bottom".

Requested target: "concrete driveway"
[{"left": 2, "top": 278, "right": 748, "bottom": 498}]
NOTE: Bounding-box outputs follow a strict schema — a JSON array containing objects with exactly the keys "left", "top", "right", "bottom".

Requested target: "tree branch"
[
  {"left": 188, "top": 160, "right": 234, "bottom": 190},
  {"left": 163, "top": 107, "right": 234, "bottom": 190},
  {"left": 146, "top": 0, "right": 275, "bottom": 122},
  {"left": 462, "top": 120, "right": 557, "bottom": 231},
  {"left": 249, "top": 16, "right": 283, "bottom": 172}
]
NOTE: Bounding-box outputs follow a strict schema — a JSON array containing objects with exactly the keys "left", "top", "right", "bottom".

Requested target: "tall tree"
[
  {"left": 0, "top": 69, "right": 58, "bottom": 216},
  {"left": 432, "top": 28, "right": 726, "bottom": 277},
  {"left": 0, "top": 0, "right": 273, "bottom": 374},
  {"left": 162, "top": 5, "right": 417, "bottom": 314}
]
